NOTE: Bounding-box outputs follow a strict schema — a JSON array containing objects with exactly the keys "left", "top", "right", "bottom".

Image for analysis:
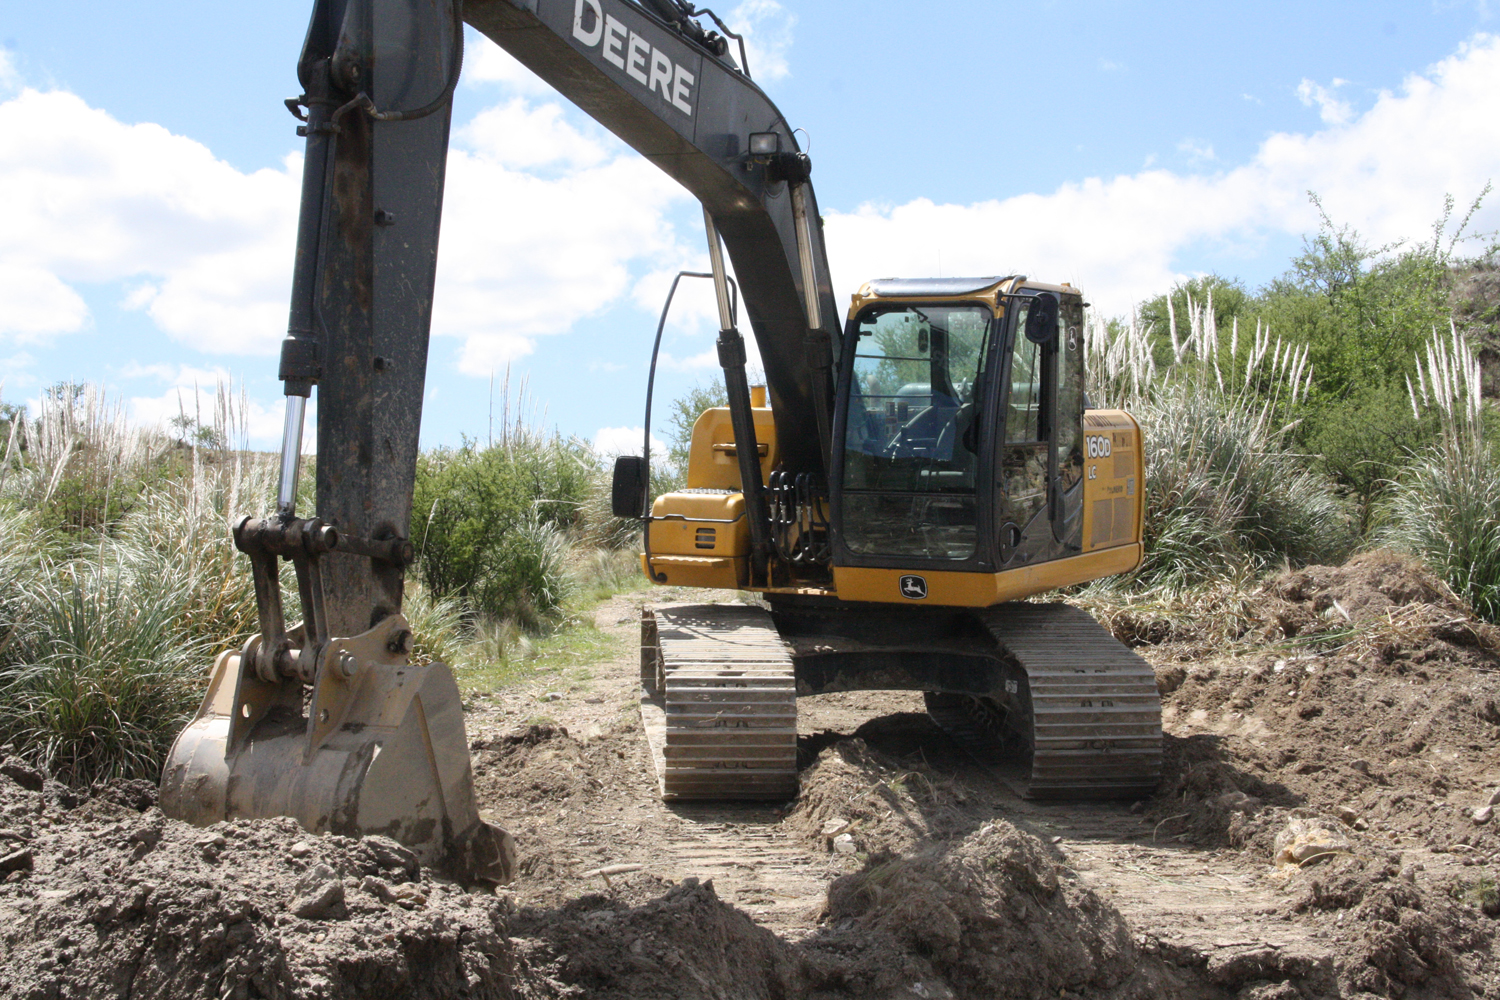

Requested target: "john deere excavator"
[{"left": 160, "top": 0, "right": 1160, "bottom": 881}]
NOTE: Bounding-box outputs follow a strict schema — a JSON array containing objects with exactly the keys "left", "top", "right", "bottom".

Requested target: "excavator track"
[
  {"left": 640, "top": 604, "right": 799, "bottom": 801},
  {"left": 931, "top": 603, "right": 1162, "bottom": 799}
]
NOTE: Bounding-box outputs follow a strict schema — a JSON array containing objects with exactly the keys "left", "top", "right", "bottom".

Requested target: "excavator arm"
[
  {"left": 467, "top": 0, "right": 840, "bottom": 483},
  {"left": 160, "top": 0, "right": 842, "bottom": 880}
]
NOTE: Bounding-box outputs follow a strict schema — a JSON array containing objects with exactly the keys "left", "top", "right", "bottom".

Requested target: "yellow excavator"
[{"left": 160, "top": 0, "right": 1160, "bottom": 881}]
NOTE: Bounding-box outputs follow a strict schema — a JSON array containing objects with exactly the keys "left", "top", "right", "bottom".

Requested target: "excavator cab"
[{"left": 832, "top": 279, "right": 1089, "bottom": 581}]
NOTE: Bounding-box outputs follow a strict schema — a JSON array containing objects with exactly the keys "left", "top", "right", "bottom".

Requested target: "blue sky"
[{"left": 2, "top": 1, "right": 1497, "bottom": 451}]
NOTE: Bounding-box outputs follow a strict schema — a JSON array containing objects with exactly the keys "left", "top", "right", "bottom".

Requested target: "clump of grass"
[
  {"left": 0, "top": 385, "right": 275, "bottom": 784},
  {"left": 1086, "top": 296, "right": 1353, "bottom": 592},
  {"left": 0, "top": 550, "right": 217, "bottom": 784},
  {"left": 1386, "top": 326, "right": 1500, "bottom": 623}
]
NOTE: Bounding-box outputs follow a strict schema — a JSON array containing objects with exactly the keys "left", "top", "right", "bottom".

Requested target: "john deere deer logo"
[{"left": 899, "top": 575, "right": 927, "bottom": 600}]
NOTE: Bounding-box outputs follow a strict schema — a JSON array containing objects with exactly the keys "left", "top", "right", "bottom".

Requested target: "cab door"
[{"left": 993, "top": 291, "right": 1085, "bottom": 565}]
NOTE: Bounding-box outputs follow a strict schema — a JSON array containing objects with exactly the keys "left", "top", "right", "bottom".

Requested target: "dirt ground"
[{"left": 2, "top": 548, "right": 1498, "bottom": 998}]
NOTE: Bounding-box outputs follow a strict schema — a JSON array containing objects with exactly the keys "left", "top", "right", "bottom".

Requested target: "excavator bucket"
[{"left": 161, "top": 613, "right": 515, "bottom": 885}]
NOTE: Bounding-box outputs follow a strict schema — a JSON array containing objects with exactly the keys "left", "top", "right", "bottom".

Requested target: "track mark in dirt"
[{"left": 652, "top": 808, "right": 841, "bottom": 932}]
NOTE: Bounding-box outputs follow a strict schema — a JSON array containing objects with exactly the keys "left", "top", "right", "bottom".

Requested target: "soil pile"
[
  {"left": 1141, "top": 549, "right": 1500, "bottom": 857},
  {"left": 510, "top": 878, "right": 802, "bottom": 1000},
  {"left": 1287, "top": 854, "right": 1495, "bottom": 997},
  {"left": 0, "top": 762, "right": 516, "bottom": 1000}
]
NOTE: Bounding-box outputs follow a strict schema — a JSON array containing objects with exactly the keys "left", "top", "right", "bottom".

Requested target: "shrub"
[
  {"left": 1304, "top": 382, "right": 1438, "bottom": 534},
  {"left": 1386, "top": 327, "right": 1500, "bottom": 623},
  {"left": 412, "top": 426, "right": 590, "bottom": 629},
  {"left": 1087, "top": 302, "right": 1354, "bottom": 591},
  {"left": 0, "top": 549, "right": 214, "bottom": 784}
]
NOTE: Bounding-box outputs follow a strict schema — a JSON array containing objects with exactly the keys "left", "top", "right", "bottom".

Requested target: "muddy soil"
[{"left": 4, "top": 550, "right": 1499, "bottom": 998}]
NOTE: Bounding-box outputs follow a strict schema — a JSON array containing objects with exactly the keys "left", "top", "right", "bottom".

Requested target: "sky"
[{"left": 2, "top": 0, "right": 1498, "bottom": 454}]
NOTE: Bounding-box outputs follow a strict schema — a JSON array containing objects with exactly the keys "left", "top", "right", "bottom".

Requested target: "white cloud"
[
  {"left": 435, "top": 99, "right": 690, "bottom": 373},
  {"left": 1099, "top": 58, "right": 1125, "bottom": 73},
  {"left": 824, "top": 34, "right": 1500, "bottom": 317},
  {"left": 458, "top": 98, "right": 608, "bottom": 170},
  {"left": 0, "top": 262, "right": 89, "bottom": 338},
  {"left": 0, "top": 83, "right": 694, "bottom": 375},
  {"left": 594, "top": 425, "right": 664, "bottom": 457},
  {"left": 464, "top": 34, "right": 552, "bottom": 96},
  {"left": 0, "top": 89, "right": 298, "bottom": 352},
  {"left": 730, "top": 0, "right": 796, "bottom": 82},
  {"left": 1296, "top": 77, "right": 1354, "bottom": 125}
]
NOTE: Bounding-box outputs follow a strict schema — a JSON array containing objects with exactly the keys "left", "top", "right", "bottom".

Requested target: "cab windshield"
[{"left": 840, "top": 303, "right": 992, "bottom": 559}]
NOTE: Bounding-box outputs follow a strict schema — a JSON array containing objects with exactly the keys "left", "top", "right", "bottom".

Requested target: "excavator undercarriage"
[{"left": 640, "top": 601, "right": 1161, "bottom": 803}]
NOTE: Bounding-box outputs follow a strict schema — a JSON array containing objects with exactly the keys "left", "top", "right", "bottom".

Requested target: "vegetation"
[
  {"left": 0, "top": 387, "right": 268, "bottom": 784},
  {"left": 0, "top": 381, "right": 643, "bottom": 786},
  {"left": 1386, "top": 328, "right": 1500, "bottom": 622},
  {"left": 1, "top": 195, "right": 1497, "bottom": 788},
  {"left": 1103, "top": 191, "right": 1499, "bottom": 618},
  {"left": 1086, "top": 302, "right": 1353, "bottom": 592}
]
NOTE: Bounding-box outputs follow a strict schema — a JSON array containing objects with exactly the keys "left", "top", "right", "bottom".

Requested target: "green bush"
[
  {"left": 1304, "top": 382, "right": 1438, "bottom": 533},
  {"left": 412, "top": 433, "right": 590, "bottom": 629}
]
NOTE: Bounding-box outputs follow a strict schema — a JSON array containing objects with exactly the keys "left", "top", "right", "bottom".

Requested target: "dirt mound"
[
  {"left": 1096, "top": 548, "right": 1500, "bottom": 660},
  {"left": 1286, "top": 854, "right": 1495, "bottom": 997},
  {"left": 1135, "top": 549, "right": 1500, "bottom": 860},
  {"left": 807, "top": 822, "right": 1142, "bottom": 999},
  {"left": 785, "top": 733, "right": 972, "bottom": 858},
  {"left": 0, "top": 765, "right": 517, "bottom": 1000},
  {"left": 510, "top": 878, "right": 803, "bottom": 1000}
]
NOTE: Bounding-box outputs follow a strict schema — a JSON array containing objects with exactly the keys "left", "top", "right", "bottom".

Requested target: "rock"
[
  {"left": 288, "top": 864, "right": 346, "bottom": 920},
  {"left": 1488, "top": 787, "right": 1500, "bottom": 807},
  {"left": 820, "top": 819, "right": 850, "bottom": 840},
  {"left": 1349, "top": 759, "right": 1371, "bottom": 775},
  {"left": 1129, "top": 800, "right": 1147, "bottom": 814},
  {"left": 0, "top": 761, "right": 44, "bottom": 792},
  {"left": 1213, "top": 791, "right": 1260, "bottom": 812},
  {"left": 361, "top": 875, "right": 398, "bottom": 903},
  {"left": 360, "top": 835, "right": 420, "bottom": 881},
  {"left": 1473, "top": 805, "right": 1493, "bottom": 825},
  {"left": 1336, "top": 804, "right": 1359, "bottom": 824},
  {"left": 832, "top": 833, "right": 857, "bottom": 855},
  {"left": 1273, "top": 817, "right": 1352, "bottom": 867},
  {"left": 289, "top": 841, "right": 314, "bottom": 859},
  {"left": 0, "top": 847, "right": 34, "bottom": 873},
  {"left": 540, "top": 691, "right": 564, "bottom": 702}
]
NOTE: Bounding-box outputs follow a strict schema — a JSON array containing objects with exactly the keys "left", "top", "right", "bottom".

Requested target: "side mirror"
[
  {"left": 611, "top": 455, "right": 649, "bottom": 518},
  {"left": 1025, "top": 292, "right": 1059, "bottom": 345}
]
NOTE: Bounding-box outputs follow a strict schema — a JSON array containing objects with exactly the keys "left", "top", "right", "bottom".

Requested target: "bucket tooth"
[{"left": 160, "top": 614, "right": 515, "bottom": 885}]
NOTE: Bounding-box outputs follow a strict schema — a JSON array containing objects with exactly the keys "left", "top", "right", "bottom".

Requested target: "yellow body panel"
[
  {"left": 640, "top": 553, "right": 744, "bottom": 589},
  {"left": 685, "top": 394, "right": 778, "bottom": 490},
  {"left": 1079, "top": 410, "right": 1144, "bottom": 553},
  {"left": 831, "top": 544, "right": 1142, "bottom": 607},
  {"left": 648, "top": 490, "right": 749, "bottom": 558}
]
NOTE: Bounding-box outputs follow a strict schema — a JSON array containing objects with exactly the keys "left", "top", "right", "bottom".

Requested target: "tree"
[{"left": 664, "top": 379, "right": 727, "bottom": 475}]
